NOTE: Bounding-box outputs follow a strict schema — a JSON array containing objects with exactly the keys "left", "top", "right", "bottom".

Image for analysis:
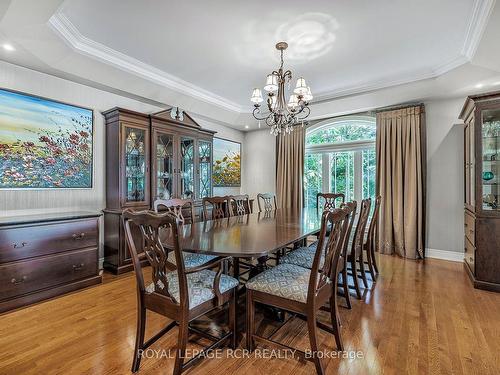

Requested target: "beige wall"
[
  {"left": 242, "top": 128, "right": 276, "bottom": 201},
  {"left": 425, "top": 98, "right": 465, "bottom": 255}
]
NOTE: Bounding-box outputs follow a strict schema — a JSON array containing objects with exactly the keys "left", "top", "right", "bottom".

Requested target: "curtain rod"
[{"left": 375, "top": 103, "right": 424, "bottom": 113}]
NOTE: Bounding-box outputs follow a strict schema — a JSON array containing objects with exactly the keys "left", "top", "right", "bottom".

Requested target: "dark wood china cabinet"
[
  {"left": 460, "top": 92, "right": 500, "bottom": 292},
  {"left": 102, "top": 107, "right": 215, "bottom": 274}
]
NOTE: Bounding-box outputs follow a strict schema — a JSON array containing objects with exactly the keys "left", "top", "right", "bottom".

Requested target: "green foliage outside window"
[{"left": 304, "top": 117, "right": 376, "bottom": 208}]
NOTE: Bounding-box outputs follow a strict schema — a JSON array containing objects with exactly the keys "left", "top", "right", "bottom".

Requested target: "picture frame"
[
  {"left": 0, "top": 87, "right": 94, "bottom": 190},
  {"left": 213, "top": 137, "right": 241, "bottom": 187}
]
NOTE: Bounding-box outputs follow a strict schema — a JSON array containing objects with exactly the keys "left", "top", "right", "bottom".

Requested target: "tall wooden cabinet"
[
  {"left": 460, "top": 92, "right": 500, "bottom": 292},
  {"left": 102, "top": 107, "right": 215, "bottom": 274}
]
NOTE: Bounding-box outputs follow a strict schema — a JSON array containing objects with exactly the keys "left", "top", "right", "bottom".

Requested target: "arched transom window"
[{"left": 304, "top": 115, "right": 376, "bottom": 208}]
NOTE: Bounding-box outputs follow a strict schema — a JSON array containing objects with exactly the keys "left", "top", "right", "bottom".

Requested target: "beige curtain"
[
  {"left": 276, "top": 127, "right": 305, "bottom": 209},
  {"left": 376, "top": 105, "right": 426, "bottom": 259}
]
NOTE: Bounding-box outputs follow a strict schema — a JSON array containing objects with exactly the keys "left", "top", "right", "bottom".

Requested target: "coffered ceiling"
[{"left": 0, "top": 0, "right": 499, "bottom": 129}]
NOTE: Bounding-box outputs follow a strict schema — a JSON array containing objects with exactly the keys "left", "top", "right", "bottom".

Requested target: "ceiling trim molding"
[
  {"left": 462, "top": 0, "right": 496, "bottom": 59},
  {"left": 47, "top": 0, "right": 495, "bottom": 113},
  {"left": 48, "top": 11, "right": 245, "bottom": 113},
  {"left": 312, "top": 0, "right": 495, "bottom": 104}
]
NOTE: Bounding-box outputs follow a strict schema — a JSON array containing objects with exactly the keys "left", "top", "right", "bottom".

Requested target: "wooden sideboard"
[{"left": 0, "top": 212, "right": 102, "bottom": 313}]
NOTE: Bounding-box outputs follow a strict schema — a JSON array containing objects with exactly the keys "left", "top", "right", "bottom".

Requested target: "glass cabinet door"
[
  {"left": 481, "top": 109, "right": 500, "bottom": 212},
  {"left": 124, "top": 125, "right": 148, "bottom": 204},
  {"left": 154, "top": 132, "right": 174, "bottom": 200},
  {"left": 198, "top": 140, "right": 212, "bottom": 199},
  {"left": 180, "top": 137, "right": 195, "bottom": 199}
]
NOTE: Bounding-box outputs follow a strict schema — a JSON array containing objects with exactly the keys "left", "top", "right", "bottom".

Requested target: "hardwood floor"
[{"left": 1, "top": 255, "right": 500, "bottom": 375}]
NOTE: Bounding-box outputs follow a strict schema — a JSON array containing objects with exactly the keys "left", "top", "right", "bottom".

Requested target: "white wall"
[
  {"left": 242, "top": 129, "right": 276, "bottom": 200},
  {"left": 425, "top": 98, "right": 465, "bottom": 255},
  {"left": 0, "top": 61, "right": 244, "bottom": 216}
]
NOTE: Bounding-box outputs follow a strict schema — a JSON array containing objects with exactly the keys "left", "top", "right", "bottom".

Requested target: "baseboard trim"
[{"left": 426, "top": 248, "right": 464, "bottom": 262}]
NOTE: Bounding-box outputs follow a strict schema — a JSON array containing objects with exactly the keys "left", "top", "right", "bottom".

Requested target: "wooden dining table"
[{"left": 163, "top": 207, "right": 323, "bottom": 278}]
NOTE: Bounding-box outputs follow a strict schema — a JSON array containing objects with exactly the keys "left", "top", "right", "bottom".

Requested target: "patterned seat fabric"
[
  {"left": 308, "top": 240, "right": 319, "bottom": 250},
  {"left": 146, "top": 269, "right": 238, "bottom": 309},
  {"left": 280, "top": 246, "right": 324, "bottom": 269},
  {"left": 167, "top": 251, "right": 218, "bottom": 268},
  {"left": 246, "top": 263, "right": 329, "bottom": 303}
]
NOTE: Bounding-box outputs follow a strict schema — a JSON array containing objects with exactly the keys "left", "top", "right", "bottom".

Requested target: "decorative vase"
[{"left": 483, "top": 171, "right": 494, "bottom": 181}]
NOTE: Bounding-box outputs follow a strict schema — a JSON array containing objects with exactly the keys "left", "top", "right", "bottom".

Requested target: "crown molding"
[
  {"left": 48, "top": 0, "right": 495, "bottom": 113},
  {"left": 48, "top": 12, "right": 245, "bottom": 113},
  {"left": 462, "top": 0, "right": 496, "bottom": 59}
]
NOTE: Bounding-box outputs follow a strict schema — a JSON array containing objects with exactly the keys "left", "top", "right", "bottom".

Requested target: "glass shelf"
[
  {"left": 481, "top": 110, "right": 499, "bottom": 211},
  {"left": 155, "top": 133, "right": 173, "bottom": 200},
  {"left": 125, "top": 127, "right": 147, "bottom": 203}
]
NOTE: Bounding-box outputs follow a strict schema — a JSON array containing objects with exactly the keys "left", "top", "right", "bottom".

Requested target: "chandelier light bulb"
[
  {"left": 251, "top": 88, "right": 264, "bottom": 104},
  {"left": 288, "top": 94, "right": 299, "bottom": 108},
  {"left": 264, "top": 74, "right": 278, "bottom": 92},
  {"left": 294, "top": 77, "right": 308, "bottom": 95},
  {"left": 303, "top": 86, "right": 313, "bottom": 101}
]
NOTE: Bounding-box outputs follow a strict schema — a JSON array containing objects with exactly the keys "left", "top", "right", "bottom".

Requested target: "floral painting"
[
  {"left": 0, "top": 89, "right": 93, "bottom": 189},
  {"left": 213, "top": 138, "right": 241, "bottom": 187}
]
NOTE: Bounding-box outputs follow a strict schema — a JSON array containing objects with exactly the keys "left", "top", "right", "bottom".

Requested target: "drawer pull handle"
[
  {"left": 72, "top": 233, "right": 86, "bottom": 240},
  {"left": 13, "top": 242, "right": 27, "bottom": 248},
  {"left": 11, "top": 276, "right": 27, "bottom": 285},
  {"left": 73, "top": 263, "right": 85, "bottom": 271}
]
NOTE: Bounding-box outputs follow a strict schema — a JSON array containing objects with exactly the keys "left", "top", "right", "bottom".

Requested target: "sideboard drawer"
[
  {"left": 464, "top": 236, "right": 475, "bottom": 274},
  {"left": 0, "top": 219, "right": 98, "bottom": 263},
  {"left": 464, "top": 211, "right": 475, "bottom": 246},
  {"left": 0, "top": 248, "right": 98, "bottom": 301}
]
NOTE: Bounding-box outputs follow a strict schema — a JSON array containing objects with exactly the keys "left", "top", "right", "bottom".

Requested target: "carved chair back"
[
  {"left": 229, "top": 194, "right": 252, "bottom": 216},
  {"left": 365, "top": 195, "right": 381, "bottom": 250},
  {"left": 257, "top": 193, "right": 277, "bottom": 212},
  {"left": 308, "top": 208, "right": 350, "bottom": 303},
  {"left": 316, "top": 193, "right": 345, "bottom": 211},
  {"left": 123, "top": 209, "right": 188, "bottom": 309},
  {"left": 350, "top": 198, "right": 371, "bottom": 259},
  {"left": 153, "top": 198, "right": 195, "bottom": 224},
  {"left": 202, "top": 196, "right": 230, "bottom": 221},
  {"left": 339, "top": 201, "right": 357, "bottom": 271}
]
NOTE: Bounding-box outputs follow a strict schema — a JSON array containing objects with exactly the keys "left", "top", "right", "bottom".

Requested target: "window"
[{"left": 304, "top": 115, "right": 376, "bottom": 208}]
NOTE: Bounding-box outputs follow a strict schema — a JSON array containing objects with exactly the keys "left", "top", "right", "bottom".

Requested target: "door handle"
[
  {"left": 13, "top": 242, "right": 27, "bottom": 248},
  {"left": 72, "top": 263, "right": 85, "bottom": 271},
  {"left": 11, "top": 276, "right": 27, "bottom": 285},
  {"left": 72, "top": 233, "right": 86, "bottom": 240}
]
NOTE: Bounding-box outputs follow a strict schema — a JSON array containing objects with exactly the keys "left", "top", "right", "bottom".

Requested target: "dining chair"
[
  {"left": 316, "top": 192, "right": 345, "bottom": 211},
  {"left": 246, "top": 208, "right": 350, "bottom": 375},
  {"left": 256, "top": 192, "right": 277, "bottom": 212},
  {"left": 279, "top": 201, "right": 357, "bottom": 310},
  {"left": 347, "top": 198, "right": 371, "bottom": 299},
  {"left": 363, "top": 195, "right": 382, "bottom": 280},
  {"left": 123, "top": 209, "right": 238, "bottom": 375},
  {"left": 202, "top": 196, "right": 230, "bottom": 220},
  {"left": 154, "top": 198, "right": 217, "bottom": 269},
  {"left": 229, "top": 194, "right": 252, "bottom": 216},
  {"left": 256, "top": 192, "right": 287, "bottom": 264}
]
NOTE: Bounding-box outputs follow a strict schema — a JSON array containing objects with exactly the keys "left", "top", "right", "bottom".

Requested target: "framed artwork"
[
  {"left": 0, "top": 88, "right": 94, "bottom": 189},
  {"left": 213, "top": 137, "right": 241, "bottom": 187}
]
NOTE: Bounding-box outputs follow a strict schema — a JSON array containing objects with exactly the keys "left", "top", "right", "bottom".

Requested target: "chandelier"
[{"left": 250, "top": 42, "right": 312, "bottom": 136}]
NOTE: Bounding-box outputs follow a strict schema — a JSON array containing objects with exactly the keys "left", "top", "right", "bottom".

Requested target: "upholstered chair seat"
[
  {"left": 280, "top": 246, "right": 325, "bottom": 269},
  {"left": 167, "top": 251, "right": 218, "bottom": 269},
  {"left": 246, "top": 263, "right": 329, "bottom": 303},
  {"left": 146, "top": 269, "right": 238, "bottom": 309}
]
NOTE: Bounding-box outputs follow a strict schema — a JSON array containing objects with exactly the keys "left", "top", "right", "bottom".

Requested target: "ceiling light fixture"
[
  {"left": 250, "top": 42, "right": 312, "bottom": 136},
  {"left": 2, "top": 43, "right": 15, "bottom": 51}
]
